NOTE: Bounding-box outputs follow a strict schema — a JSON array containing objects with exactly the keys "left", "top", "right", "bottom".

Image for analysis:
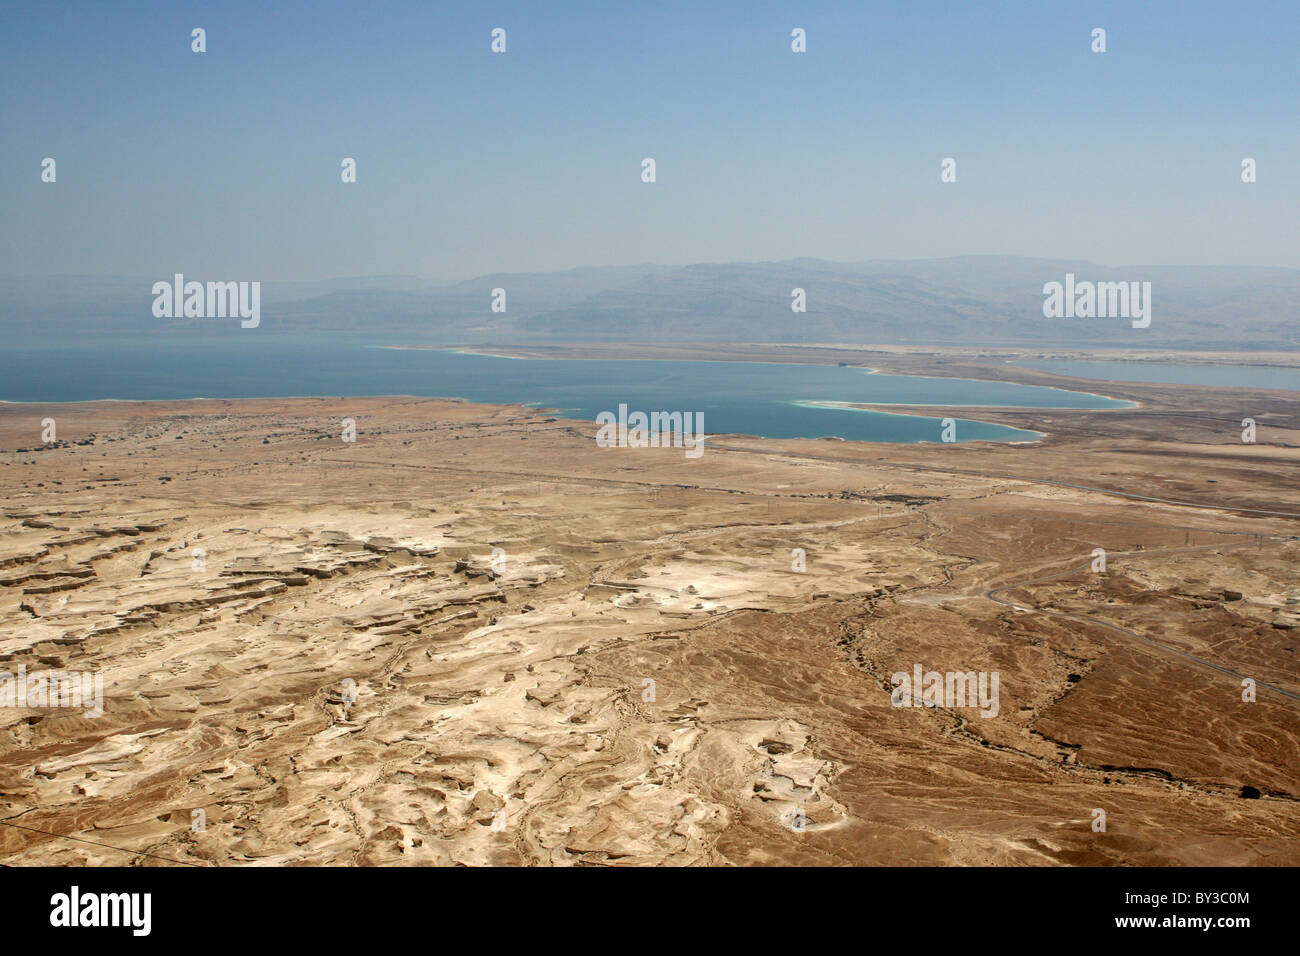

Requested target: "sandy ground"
[{"left": 0, "top": 351, "right": 1296, "bottom": 866}]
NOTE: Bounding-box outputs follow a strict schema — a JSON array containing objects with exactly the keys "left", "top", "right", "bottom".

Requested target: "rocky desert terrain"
[{"left": 0, "top": 350, "right": 1296, "bottom": 866}]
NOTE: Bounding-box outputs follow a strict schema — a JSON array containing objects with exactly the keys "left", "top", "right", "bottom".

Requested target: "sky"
[{"left": 2, "top": 0, "right": 1296, "bottom": 281}]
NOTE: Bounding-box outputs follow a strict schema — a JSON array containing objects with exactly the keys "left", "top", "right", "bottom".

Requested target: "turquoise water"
[
  {"left": 0, "top": 337, "right": 1130, "bottom": 444},
  {"left": 1016, "top": 360, "right": 1300, "bottom": 392}
]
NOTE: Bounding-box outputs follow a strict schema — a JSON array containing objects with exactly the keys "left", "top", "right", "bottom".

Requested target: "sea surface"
[
  {"left": 0, "top": 337, "right": 1134, "bottom": 444},
  {"left": 1015, "top": 360, "right": 1300, "bottom": 392}
]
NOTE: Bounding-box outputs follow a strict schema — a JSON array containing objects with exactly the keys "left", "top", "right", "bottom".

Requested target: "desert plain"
[{"left": 0, "top": 345, "right": 1296, "bottom": 866}]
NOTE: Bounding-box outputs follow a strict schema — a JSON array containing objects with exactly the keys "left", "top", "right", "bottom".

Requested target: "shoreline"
[
  {"left": 0, "top": 395, "right": 1051, "bottom": 446},
  {"left": 382, "top": 343, "right": 1285, "bottom": 404},
  {"left": 787, "top": 401, "right": 1045, "bottom": 442},
  {"left": 0, "top": 345, "right": 1138, "bottom": 409},
  {"left": 8, "top": 344, "right": 1300, "bottom": 453}
]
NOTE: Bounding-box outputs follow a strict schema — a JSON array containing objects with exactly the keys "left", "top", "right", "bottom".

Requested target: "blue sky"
[{"left": 2, "top": 0, "right": 1296, "bottom": 280}]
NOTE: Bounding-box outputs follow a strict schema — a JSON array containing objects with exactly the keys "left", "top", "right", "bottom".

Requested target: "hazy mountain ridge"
[{"left": 1, "top": 257, "right": 1295, "bottom": 348}]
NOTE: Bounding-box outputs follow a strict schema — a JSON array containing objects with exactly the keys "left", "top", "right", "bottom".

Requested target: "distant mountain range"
[{"left": 3, "top": 256, "right": 1296, "bottom": 349}]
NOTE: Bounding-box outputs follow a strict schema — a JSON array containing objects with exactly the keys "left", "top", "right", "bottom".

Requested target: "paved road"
[
  {"left": 984, "top": 547, "right": 1300, "bottom": 704},
  {"left": 710, "top": 441, "right": 1300, "bottom": 703},
  {"left": 708, "top": 440, "right": 1300, "bottom": 519}
]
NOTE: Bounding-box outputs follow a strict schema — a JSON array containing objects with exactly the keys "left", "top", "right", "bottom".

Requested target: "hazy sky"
[{"left": 2, "top": 0, "right": 1296, "bottom": 281}]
